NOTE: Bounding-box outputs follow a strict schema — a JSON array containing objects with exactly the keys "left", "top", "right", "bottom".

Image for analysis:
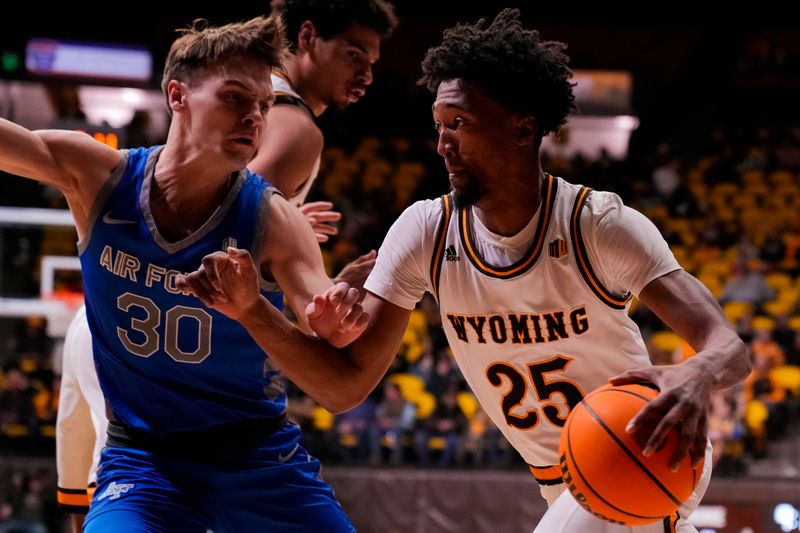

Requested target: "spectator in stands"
[
  {"left": 371, "top": 381, "right": 415, "bottom": 466},
  {"left": 334, "top": 394, "right": 377, "bottom": 464},
  {"left": 422, "top": 350, "right": 463, "bottom": 398},
  {"left": 0, "top": 362, "right": 37, "bottom": 439},
  {"left": 721, "top": 260, "right": 775, "bottom": 307},
  {"left": 414, "top": 385, "right": 467, "bottom": 466},
  {"left": 751, "top": 327, "right": 786, "bottom": 368}
]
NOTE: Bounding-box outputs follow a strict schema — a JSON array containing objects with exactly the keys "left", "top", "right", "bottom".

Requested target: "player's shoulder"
[
  {"left": 398, "top": 197, "right": 450, "bottom": 228},
  {"left": 578, "top": 186, "right": 627, "bottom": 223}
]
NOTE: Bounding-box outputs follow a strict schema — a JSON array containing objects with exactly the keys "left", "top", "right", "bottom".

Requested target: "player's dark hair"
[
  {"left": 419, "top": 8, "right": 576, "bottom": 142},
  {"left": 271, "top": 0, "right": 398, "bottom": 51}
]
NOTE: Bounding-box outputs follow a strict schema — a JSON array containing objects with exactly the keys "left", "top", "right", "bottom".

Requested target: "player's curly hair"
[
  {"left": 419, "top": 8, "right": 577, "bottom": 142},
  {"left": 162, "top": 15, "right": 288, "bottom": 95},
  {"left": 271, "top": 0, "right": 398, "bottom": 51}
]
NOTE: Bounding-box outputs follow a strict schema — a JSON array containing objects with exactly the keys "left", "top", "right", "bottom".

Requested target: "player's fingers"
[
  {"left": 308, "top": 212, "right": 342, "bottom": 223},
  {"left": 691, "top": 416, "right": 708, "bottom": 468},
  {"left": 315, "top": 233, "right": 330, "bottom": 243},
  {"left": 669, "top": 411, "right": 699, "bottom": 471},
  {"left": 299, "top": 201, "right": 334, "bottom": 214},
  {"left": 182, "top": 273, "right": 217, "bottom": 306},
  {"left": 194, "top": 270, "right": 227, "bottom": 303},
  {"left": 353, "top": 311, "right": 369, "bottom": 331},
  {"left": 642, "top": 402, "right": 686, "bottom": 457},
  {"left": 201, "top": 254, "right": 230, "bottom": 291},
  {"left": 338, "top": 287, "right": 361, "bottom": 311},
  {"left": 339, "top": 303, "right": 364, "bottom": 331},
  {"left": 625, "top": 392, "right": 670, "bottom": 434},
  {"left": 226, "top": 247, "right": 253, "bottom": 270},
  {"left": 311, "top": 223, "right": 338, "bottom": 235},
  {"left": 305, "top": 294, "right": 328, "bottom": 320},
  {"left": 328, "top": 282, "right": 350, "bottom": 303}
]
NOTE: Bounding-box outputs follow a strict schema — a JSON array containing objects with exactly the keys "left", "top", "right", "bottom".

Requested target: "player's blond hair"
[{"left": 162, "top": 15, "right": 288, "bottom": 97}]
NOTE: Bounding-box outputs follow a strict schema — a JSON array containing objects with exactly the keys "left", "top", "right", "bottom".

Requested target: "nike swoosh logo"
[
  {"left": 277, "top": 443, "right": 300, "bottom": 463},
  {"left": 102, "top": 212, "right": 136, "bottom": 225}
]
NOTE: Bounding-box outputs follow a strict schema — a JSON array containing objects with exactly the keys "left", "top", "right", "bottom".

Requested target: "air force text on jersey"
[{"left": 98, "top": 244, "right": 189, "bottom": 295}]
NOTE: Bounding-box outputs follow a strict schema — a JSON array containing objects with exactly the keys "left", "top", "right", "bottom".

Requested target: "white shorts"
[
  {"left": 534, "top": 441, "right": 713, "bottom": 533},
  {"left": 56, "top": 306, "right": 108, "bottom": 511}
]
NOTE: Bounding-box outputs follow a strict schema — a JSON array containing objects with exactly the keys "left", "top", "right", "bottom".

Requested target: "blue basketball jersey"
[{"left": 79, "top": 146, "right": 286, "bottom": 433}]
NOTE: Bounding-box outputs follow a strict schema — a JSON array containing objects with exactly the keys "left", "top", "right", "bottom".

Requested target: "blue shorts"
[{"left": 84, "top": 423, "right": 353, "bottom": 532}]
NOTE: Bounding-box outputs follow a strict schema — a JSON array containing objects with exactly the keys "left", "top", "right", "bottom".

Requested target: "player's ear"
[
  {"left": 297, "top": 20, "right": 317, "bottom": 53},
  {"left": 516, "top": 116, "right": 537, "bottom": 146},
  {"left": 167, "top": 80, "right": 188, "bottom": 115}
]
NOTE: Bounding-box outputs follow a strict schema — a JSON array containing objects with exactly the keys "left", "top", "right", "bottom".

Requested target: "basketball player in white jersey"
[
  {"left": 55, "top": 306, "right": 107, "bottom": 532},
  {"left": 250, "top": 0, "right": 398, "bottom": 286},
  {"left": 178, "top": 9, "right": 750, "bottom": 532}
]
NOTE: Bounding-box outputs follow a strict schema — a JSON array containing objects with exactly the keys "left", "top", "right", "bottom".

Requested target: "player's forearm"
[
  {"left": 683, "top": 324, "right": 750, "bottom": 391},
  {"left": 240, "top": 296, "right": 380, "bottom": 413}
]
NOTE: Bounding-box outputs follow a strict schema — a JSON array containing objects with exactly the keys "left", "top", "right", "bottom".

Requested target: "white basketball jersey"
[
  {"left": 367, "top": 174, "right": 681, "bottom": 484},
  {"left": 270, "top": 72, "right": 320, "bottom": 206}
]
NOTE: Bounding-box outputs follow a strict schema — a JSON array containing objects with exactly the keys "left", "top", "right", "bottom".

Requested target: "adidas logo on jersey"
[
  {"left": 444, "top": 245, "right": 460, "bottom": 262},
  {"left": 98, "top": 481, "right": 135, "bottom": 501},
  {"left": 549, "top": 238, "right": 567, "bottom": 259}
]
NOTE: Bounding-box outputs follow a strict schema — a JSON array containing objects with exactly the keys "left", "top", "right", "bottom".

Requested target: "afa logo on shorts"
[{"left": 98, "top": 481, "right": 135, "bottom": 501}]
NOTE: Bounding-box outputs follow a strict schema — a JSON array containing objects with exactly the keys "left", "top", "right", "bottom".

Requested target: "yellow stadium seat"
[
  {"left": 752, "top": 316, "right": 776, "bottom": 331},
  {"left": 769, "top": 170, "right": 794, "bottom": 186},
  {"left": 650, "top": 331, "right": 684, "bottom": 353},
  {"left": 770, "top": 365, "right": 800, "bottom": 396},
  {"left": 713, "top": 183, "right": 738, "bottom": 198},
  {"left": 765, "top": 272, "right": 793, "bottom": 292},
  {"left": 744, "top": 400, "right": 768, "bottom": 435},
  {"left": 457, "top": 392, "right": 479, "bottom": 421},
  {"left": 722, "top": 302, "right": 754, "bottom": 323},
  {"left": 311, "top": 406, "right": 334, "bottom": 431},
  {"left": 413, "top": 391, "right": 436, "bottom": 419},
  {"left": 388, "top": 373, "right": 425, "bottom": 400},
  {"left": 789, "top": 316, "right": 800, "bottom": 331},
  {"left": 627, "top": 297, "right": 639, "bottom": 316},
  {"left": 339, "top": 433, "right": 358, "bottom": 447},
  {"left": 428, "top": 436, "right": 447, "bottom": 450},
  {"left": 741, "top": 169, "right": 764, "bottom": 187},
  {"left": 697, "top": 274, "right": 724, "bottom": 299},
  {"left": 407, "top": 309, "right": 428, "bottom": 339},
  {"left": 400, "top": 329, "right": 423, "bottom": 364}
]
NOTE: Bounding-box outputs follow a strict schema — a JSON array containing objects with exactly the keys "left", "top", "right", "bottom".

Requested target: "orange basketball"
[{"left": 558, "top": 383, "right": 704, "bottom": 526}]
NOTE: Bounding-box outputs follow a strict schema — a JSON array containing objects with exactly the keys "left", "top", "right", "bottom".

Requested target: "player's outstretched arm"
[
  {"left": 610, "top": 269, "right": 750, "bottom": 470},
  {"left": 0, "top": 118, "right": 119, "bottom": 193},
  {"left": 178, "top": 196, "right": 410, "bottom": 412},
  {"left": 0, "top": 119, "right": 120, "bottom": 237}
]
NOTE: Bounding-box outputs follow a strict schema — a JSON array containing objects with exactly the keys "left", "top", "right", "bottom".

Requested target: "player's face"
[
  {"left": 312, "top": 23, "right": 380, "bottom": 111},
  {"left": 182, "top": 57, "right": 274, "bottom": 167},
  {"left": 433, "top": 79, "right": 522, "bottom": 206}
]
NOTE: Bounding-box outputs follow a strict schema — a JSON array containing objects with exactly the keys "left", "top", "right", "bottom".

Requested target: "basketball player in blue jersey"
[
  {"left": 54, "top": 4, "right": 396, "bottom": 528},
  {"left": 181, "top": 9, "right": 751, "bottom": 533},
  {"left": 55, "top": 5, "right": 395, "bottom": 529},
  {"left": 0, "top": 15, "right": 367, "bottom": 532}
]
